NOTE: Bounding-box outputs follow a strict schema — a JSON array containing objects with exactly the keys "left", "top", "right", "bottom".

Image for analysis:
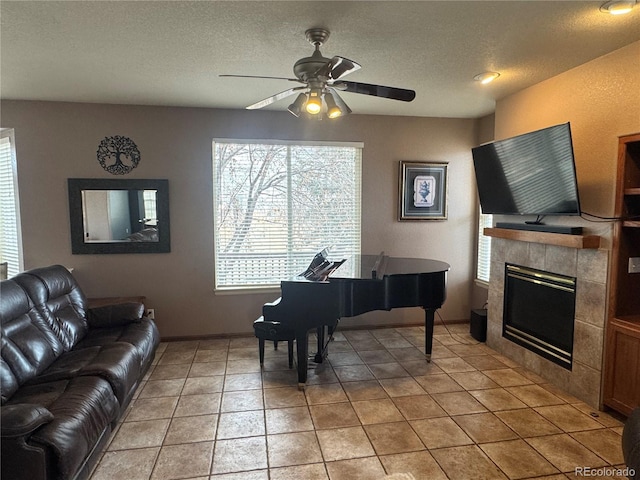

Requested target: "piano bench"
[{"left": 253, "top": 317, "right": 295, "bottom": 369}]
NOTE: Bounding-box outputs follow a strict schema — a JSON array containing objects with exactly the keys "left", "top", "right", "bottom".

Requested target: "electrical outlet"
[
  {"left": 145, "top": 308, "right": 155, "bottom": 320},
  {"left": 629, "top": 257, "right": 640, "bottom": 274}
]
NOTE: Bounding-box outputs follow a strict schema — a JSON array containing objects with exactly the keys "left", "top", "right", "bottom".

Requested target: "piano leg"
[
  {"left": 258, "top": 338, "right": 266, "bottom": 366},
  {"left": 295, "top": 330, "right": 310, "bottom": 386},
  {"left": 314, "top": 326, "right": 325, "bottom": 363},
  {"left": 424, "top": 308, "right": 435, "bottom": 362}
]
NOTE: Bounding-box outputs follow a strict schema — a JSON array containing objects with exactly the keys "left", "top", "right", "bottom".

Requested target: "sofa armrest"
[
  {"left": 87, "top": 302, "right": 145, "bottom": 328},
  {"left": 1, "top": 404, "right": 54, "bottom": 437},
  {"left": 623, "top": 407, "right": 640, "bottom": 479}
]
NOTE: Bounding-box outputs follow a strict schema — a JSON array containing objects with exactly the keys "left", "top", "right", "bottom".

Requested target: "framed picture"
[{"left": 398, "top": 161, "right": 448, "bottom": 220}]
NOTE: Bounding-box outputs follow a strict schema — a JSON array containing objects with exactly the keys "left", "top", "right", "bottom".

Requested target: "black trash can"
[{"left": 470, "top": 309, "right": 487, "bottom": 342}]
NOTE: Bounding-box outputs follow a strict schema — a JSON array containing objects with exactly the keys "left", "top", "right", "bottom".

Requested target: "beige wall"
[
  {"left": 470, "top": 113, "right": 495, "bottom": 311},
  {"left": 494, "top": 40, "right": 640, "bottom": 246},
  {"left": 1, "top": 102, "right": 479, "bottom": 337}
]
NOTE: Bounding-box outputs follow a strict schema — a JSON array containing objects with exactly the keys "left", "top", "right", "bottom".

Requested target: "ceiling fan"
[{"left": 220, "top": 28, "right": 416, "bottom": 119}]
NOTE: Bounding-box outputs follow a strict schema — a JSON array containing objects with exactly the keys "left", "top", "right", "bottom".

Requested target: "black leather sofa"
[
  {"left": 1, "top": 265, "right": 160, "bottom": 480},
  {"left": 624, "top": 407, "right": 640, "bottom": 480}
]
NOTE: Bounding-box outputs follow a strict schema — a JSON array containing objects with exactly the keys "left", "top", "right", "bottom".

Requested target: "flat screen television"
[{"left": 472, "top": 122, "right": 581, "bottom": 217}]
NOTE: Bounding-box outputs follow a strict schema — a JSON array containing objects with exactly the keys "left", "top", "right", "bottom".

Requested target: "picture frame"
[{"left": 398, "top": 161, "right": 448, "bottom": 220}]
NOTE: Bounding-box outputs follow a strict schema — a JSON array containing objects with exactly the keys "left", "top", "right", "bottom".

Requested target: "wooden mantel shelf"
[{"left": 484, "top": 227, "right": 601, "bottom": 249}]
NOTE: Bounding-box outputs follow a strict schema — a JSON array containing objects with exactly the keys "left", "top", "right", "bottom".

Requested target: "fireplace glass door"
[{"left": 503, "top": 264, "right": 576, "bottom": 369}]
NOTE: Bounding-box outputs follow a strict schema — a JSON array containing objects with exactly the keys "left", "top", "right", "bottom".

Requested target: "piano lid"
[{"left": 331, "top": 254, "right": 450, "bottom": 280}]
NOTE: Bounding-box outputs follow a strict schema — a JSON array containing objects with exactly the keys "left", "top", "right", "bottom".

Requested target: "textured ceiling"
[{"left": 1, "top": 1, "right": 639, "bottom": 118}]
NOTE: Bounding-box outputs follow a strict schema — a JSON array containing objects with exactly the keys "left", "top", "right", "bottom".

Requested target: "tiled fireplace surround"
[{"left": 487, "top": 237, "right": 609, "bottom": 408}]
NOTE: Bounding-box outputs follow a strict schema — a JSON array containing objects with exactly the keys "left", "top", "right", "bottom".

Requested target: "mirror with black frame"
[{"left": 68, "top": 178, "right": 170, "bottom": 254}]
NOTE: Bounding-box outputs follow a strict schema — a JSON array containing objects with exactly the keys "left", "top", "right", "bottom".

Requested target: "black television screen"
[{"left": 472, "top": 123, "right": 581, "bottom": 216}]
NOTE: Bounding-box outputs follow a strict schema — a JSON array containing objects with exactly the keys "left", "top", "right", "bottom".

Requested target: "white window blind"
[
  {"left": 476, "top": 212, "right": 493, "bottom": 283},
  {"left": 143, "top": 190, "right": 158, "bottom": 226},
  {"left": 0, "top": 129, "right": 23, "bottom": 279},
  {"left": 213, "top": 140, "right": 362, "bottom": 290}
]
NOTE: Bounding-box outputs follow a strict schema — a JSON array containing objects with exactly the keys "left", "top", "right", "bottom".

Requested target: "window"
[
  {"left": 213, "top": 140, "right": 362, "bottom": 290},
  {"left": 476, "top": 212, "right": 493, "bottom": 284},
  {"left": 0, "top": 129, "right": 23, "bottom": 279},
  {"left": 143, "top": 190, "right": 158, "bottom": 226}
]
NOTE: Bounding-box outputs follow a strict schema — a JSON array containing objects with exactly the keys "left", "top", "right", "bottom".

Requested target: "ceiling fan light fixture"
[
  {"left": 324, "top": 92, "right": 342, "bottom": 118},
  {"left": 327, "top": 106, "right": 342, "bottom": 119},
  {"left": 473, "top": 71, "right": 500, "bottom": 84},
  {"left": 287, "top": 93, "right": 307, "bottom": 117},
  {"left": 306, "top": 89, "right": 322, "bottom": 115},
  {"left": 600, "top": 0, "right": 636, "bottom": 14}
]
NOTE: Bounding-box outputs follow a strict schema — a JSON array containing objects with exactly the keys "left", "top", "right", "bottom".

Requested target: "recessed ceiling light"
[
  {"left": 600, "top": 0, "right": 636, "bottom": 14},
  {"left": 473, "top": 72, "right": 500, "bottom": 84}
]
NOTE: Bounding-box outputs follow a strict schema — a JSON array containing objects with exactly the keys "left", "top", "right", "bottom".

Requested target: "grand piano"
[{"left": 260, "top": 250, "right": 449, "bottom": 385}]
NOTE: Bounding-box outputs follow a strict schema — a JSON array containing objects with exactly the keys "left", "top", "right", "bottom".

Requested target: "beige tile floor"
[{"left": 89, "top": 323, "right": 631, "bottom": 480}]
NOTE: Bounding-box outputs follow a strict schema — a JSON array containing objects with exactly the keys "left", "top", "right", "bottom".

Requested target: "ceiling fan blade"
[
  {"left": 334, "top": 81, "right": 416, "bottom": 102},
  {"left": 315, "top": 56, "right": 361, "bottom": 80},
  {"left": 246, "top": 87, "right": 307, "bottom": 110},
  {"left": 330, "top": 57, "right": 361, "bottom": 80},
  {"left": 327, "top": 87, "right": 352, "bottom": 115},
  {"left": 219, "top": 74, "right": 301, "bottom": 82}
]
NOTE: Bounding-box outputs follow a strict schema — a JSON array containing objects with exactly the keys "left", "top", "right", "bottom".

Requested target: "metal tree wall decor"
[{"left": 96, "top": 136, "right": 141, "bottom": 175}]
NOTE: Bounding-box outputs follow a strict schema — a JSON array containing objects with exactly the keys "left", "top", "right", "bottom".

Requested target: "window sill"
[{"left": 214, "top": 286, "right": 281, "bottom": 296}]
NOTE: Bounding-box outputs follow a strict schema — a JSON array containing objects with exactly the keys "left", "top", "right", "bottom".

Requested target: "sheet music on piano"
[{"left": 299, "top": 247, "right": 346, "bottom": 281}]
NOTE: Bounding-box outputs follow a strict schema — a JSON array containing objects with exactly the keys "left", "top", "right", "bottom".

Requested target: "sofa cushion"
[
  {"left": 0, "top": 280, "right": 65, "bottom": 403},
  {"left": 0, "top": 358, "right": 19, "bottom": 404},
  {"left": 25, "top": 342, "right": 143, "bottom": 406},
  {"left": 13, "top": 265, "right": 89, "bottom": 350},
  {"left": 78, "top": 317, "right": 160, "bottom": 372},
  {"left": 4, "top": 376, "right": 119, "bottom": 480}
]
